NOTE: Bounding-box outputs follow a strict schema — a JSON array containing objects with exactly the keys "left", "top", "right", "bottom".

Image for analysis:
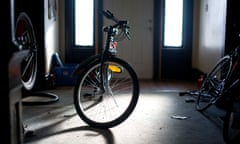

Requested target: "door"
[
  {"left": 103, "top": 0, "right": 154, "bottom": 79},
  {"left": 157, "top": 0, "right": 194, "bottom": 80}
]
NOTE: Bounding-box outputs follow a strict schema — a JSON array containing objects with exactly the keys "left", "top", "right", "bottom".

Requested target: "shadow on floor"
[{"left": 22, "top": 80, "right": 229, "bottom": 144}]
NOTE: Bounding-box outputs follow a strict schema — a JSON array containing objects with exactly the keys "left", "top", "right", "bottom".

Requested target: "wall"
[
  {"left": 57, "top": 0, "right": 228, "bottom": 79},
  {"left": 192, "top": 0, "right": 227, "bottom": 73},
  {"left": 44, "top": 0, "right": 60, "bottom": 76}
]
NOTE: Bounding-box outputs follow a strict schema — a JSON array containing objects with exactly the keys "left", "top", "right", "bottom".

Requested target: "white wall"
[
  {"left": 192, "top": 0, "right": 227, "bottom": 73},
  {"left": 44, "top": 0, "right": 59, "bottom": 75}
]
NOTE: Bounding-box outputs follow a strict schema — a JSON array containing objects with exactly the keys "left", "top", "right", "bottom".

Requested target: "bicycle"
[
  {"left": 72, "top": 10, "right": 139, "bottom": 129},
  {"left": 13, "top": 12, "right": 60, "bottom": 137},
  {"left": 221, "top": 47, "right": 240, "bottom": 143},
  {"left": 192, "top": 44, "right": 240, "bottom": 143},
  {"left": 14, "top": 12, "right": 38, "bottom": 91},
  {"left": 14, "top": 12, "right": 59, "bottom": 104}
]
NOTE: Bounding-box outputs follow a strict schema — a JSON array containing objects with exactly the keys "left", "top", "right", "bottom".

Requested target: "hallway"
[{"left": 22, "top": 80, "right": 227, "bottom": 144}]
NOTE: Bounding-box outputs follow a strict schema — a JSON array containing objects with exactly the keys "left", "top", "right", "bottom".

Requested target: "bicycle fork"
[{"left": 99, "top": 52, "right": 112, "bottom": 94}]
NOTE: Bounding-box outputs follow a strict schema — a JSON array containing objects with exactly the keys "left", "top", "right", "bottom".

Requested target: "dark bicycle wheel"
[
  {"left": 223, "top": 99, "right": 240, "bottom": 143},
  {"left": 15, "top": 12, "right": 38, "bottom": 90},
  {"left": 74, "top": 57, "right": 139, "bottom": 129},
  {"left": 196, "top": 55, "right": 232, "bottom": 111}
]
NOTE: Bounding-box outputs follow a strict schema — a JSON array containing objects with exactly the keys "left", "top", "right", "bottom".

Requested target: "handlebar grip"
[
  {"left": 102, "top": 10, "right": 119, "bottom": 23},
  {"left": 102, "top": 10, "right": 114, "bottom": 19}
]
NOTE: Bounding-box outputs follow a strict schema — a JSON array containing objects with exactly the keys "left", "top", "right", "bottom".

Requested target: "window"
[
  {"left": 75, "top": 0, "right": 94, "bottom": 46},
  {"left": 65, "top": 0, "right": 102, "bottom": 63},
  {"left": 163, "top": 0, "right": 183, "bottom": 47}
]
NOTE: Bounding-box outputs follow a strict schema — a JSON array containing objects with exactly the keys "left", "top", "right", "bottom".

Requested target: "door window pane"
[
  {"left": 75, "top": 0, "right": 94, "bottom": 46},
  {"left": 163, "top": 0, "right": 183, "bottom": 47}
]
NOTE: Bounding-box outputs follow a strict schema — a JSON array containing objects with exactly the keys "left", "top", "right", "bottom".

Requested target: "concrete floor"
[{"left": 22, "top": 80, "right": 228, "bottom": 144}]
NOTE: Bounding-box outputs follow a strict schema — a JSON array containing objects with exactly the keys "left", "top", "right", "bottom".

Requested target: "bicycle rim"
[
  {"left": 196, "top": 56, "right": 232, "bottom": 111},
  {"left": 15, "top": 12, "right": 38, "bottom": 90},
  {"left": 74, "top": 58, "right": 139, "bottom": 128},
  {"left": 195, "top": 89, "right": 213, "bottom": 111}
]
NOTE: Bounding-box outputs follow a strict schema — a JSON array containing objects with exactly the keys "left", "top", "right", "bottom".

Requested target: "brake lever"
[{"left": 124, "top": 27, "right": 131, "bottom": 40}]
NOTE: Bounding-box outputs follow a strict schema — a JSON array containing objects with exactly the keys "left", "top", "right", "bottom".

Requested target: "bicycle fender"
[{"left": 72, "top": 54, "right": 101, "bottom": 76}]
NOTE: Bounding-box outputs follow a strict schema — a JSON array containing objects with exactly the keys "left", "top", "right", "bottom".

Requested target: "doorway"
[{"left": 154, "top": 0, "right": 194, "bottom": 80}]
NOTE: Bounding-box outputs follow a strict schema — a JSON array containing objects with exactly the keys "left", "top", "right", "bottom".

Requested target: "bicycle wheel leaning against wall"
[{"left": 15, "top": 12, "right": 38, "bottom": 91}]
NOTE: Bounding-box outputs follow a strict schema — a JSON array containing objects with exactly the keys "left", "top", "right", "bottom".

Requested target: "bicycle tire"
[
  {"left": 196, "top": 55, "right": 232, "bottom": 111},
  {"left": 223, "top": 99, "right": 240, "bottom": 143},
  {"left": 74, "top": 57, "right": 139, "bottom": 129},
  {"left": 15, "top": 12, "right": 38, "bottom": 90}
]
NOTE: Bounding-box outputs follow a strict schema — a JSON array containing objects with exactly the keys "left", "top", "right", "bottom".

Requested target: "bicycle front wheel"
[
  {"left": 74, "top": 57, "right": 139, "bottom": 128},
  {"left": 196, "top": 55, "right": 232, "bottom": 111}
]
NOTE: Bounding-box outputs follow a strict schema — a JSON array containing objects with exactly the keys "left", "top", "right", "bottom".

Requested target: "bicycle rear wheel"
[
  {"left": 74, "top": 57, "right": 139, "bottom": 128},
  {"left": 223, "top": 99, "right": 240, "bottom": 143},
  {"left": 196, "top": 55, "right": 232, "bottom": 111}
]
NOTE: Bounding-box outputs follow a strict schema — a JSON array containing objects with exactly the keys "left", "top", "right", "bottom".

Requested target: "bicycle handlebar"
[{"left": 102, "top": 10, "right": 131, "bottom": 40}]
